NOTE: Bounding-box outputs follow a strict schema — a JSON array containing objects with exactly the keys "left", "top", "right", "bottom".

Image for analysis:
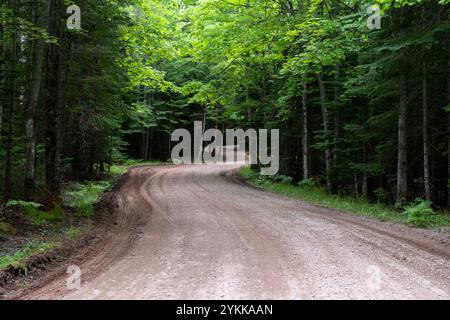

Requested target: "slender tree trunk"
[
  {"left": 0, "top": 25, "right": 4, "bottom": 146},
  {"left": 44, "top": 0, "right": 62, "bottom": 196},
  {"left": 4, "top": 94, "right": 14, "bottom": 200},
  {"left": 317, "top": 72, "right": 333, "bottom": 193},
  {"left": 397, "top": 74, "right": 408, "bottom": 203},
  {"left": 362, "top": 143, "right": 368, "bottom": 199},
  {"left": 148, "top": 128, "right": 153, "bottom": 160},
  {"left": 4, "top": 5, "right": 17, "bottom": 199},
  {"left": 302, "top": 82, "right": 309, "bottom": 180},
  {"left": 246, "top": 89, "right": 252, "bottom": 124},
  {"left": 25, "top": 1, "right": 46, "bottom": 200},
  {"left": 145, "top": 128, "right": 150, "bottom": 160},
  {"left": 422, "top": 62, "right": 431, "bottom": 202},
  {"left": 108, "top": 129, "right": 113, "bottom": 172},
  {"left": 0, "top": 104, "right": 3, "bottom": 146},
  {"left": 447, "top": 59, "right": 450, "bottom": 208},
  {"left": 334, "top": 65, "right": 340, "bottom": 162}
]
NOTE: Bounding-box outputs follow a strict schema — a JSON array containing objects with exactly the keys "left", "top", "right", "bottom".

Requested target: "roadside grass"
[
  {"left": 0, "top": 226, "right": 86, "bottom": 272},
  {"left": 0, "top": 241, "right": 58, "bottom": 271},
  {"left": 121, "top": 159, "right": 163, "bottom": 166},
  {"left": 240, "top": 167, "right": 450, "bottom": 230},
  {"left": 63, "top": 181, "right": 112, "bottom": 218},
  {"left": 110, "top": 159, "right": 165, "bottom": 176},
  {"left": 24, "top": 204, "right": 65, "bottom": 226}
]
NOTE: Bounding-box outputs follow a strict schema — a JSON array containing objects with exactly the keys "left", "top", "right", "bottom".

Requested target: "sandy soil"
[{"left": 10, "top": 164, "right": 450, "bottom": 300}]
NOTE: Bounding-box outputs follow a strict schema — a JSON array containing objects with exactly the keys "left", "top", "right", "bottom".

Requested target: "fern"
[
  {"left": 6, "top": 200, "right": 43, "bottom": 209},
  {"left": 404, "top": 199, "right": 434, "bottom": 227}
]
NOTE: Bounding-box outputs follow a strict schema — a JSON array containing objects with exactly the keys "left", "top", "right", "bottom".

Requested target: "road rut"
[{"left": 15, "top": 164, "right": 450, "bottom": 299}]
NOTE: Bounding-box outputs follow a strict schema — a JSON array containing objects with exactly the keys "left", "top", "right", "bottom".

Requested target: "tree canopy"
[{"left": 1, "top": 0, "right": 449, "bottom": 208}]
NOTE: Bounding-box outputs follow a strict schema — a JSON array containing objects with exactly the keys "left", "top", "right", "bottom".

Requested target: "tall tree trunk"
[
  {"left": 145, "top": 128, "right": 150, "bottom": 160},
  {"left": 0, "top": 25, "right": 4, "bottom": 146},
  {"left": 0, "top": 104, "right": 3, "bottom": 146},
  {"left": 302, "top": 82, "right": 309, "bottom": 180},
  {"left": 447, "top": 59, "right": 450, "bottom": 208},
  {"left": 422, "top": 62, "right": 431, "bottom": 202},
  {"left": 4, "top": 93, "right": 14, "bottom": 200},
  {"left": 354, "top": 172, "right": 359, "bottom": 199},
  {"left": 44, "top": 0, "right": 63, "bottom": 197},
  {"left": 333, "top": 65, "right": 340, "bottom": 163},
  {"left": 397, "top": 75, "right": 408, "bottom": 203},
  {"left": 148, "top": 128, "right": 153, "bottom": 160},
  {"left": 317, "top": 72, "right": 333, "bottom": 193},
  {"left": 246, "top": 89, "right": 252, "bottom": 124},
  {"left": 3, "top": 3, "right": 17, "bottom": 199},
  {"left": 108, "top": 129, "right": 113, "bottom": 172},
  {"left": 25, "top": 1, "right": 46, "bottom": 200},
  {"left": 362, "top": 142, "right": 368, "bottom": 199}
]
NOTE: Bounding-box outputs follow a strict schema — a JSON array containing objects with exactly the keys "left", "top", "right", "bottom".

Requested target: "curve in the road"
[{"left": 15, "top": 164, "right": 450, "bottom": 300}]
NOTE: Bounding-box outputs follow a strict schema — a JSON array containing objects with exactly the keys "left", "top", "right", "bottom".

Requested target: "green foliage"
[
  {"left": 270, "top": 174, "right": 294, "bottom": 184},
  {"left": 298, "top": 179, "right": 316, "bottom": 188},
  {"left": 25, "top": 204, "right": 64, "bottom": 227},
  {"left": 240, "top": 166, "right": 259, "bottom": 180},
  {"left": 63, "top": 181, "right": 111, "bottom": 217},
  {"left": 1, "top": 0, "right": 450, "bottom": 215},
  {"left": 109, "top": 165, "right": 129, "bottom": 176},
  {"left": 5, "top": 199, "right": 63, "bottom": 227},
  {"left": 6, "top": 200, "right": 43, "bottom": 209},
  {"left": 241, "top": 168, "right": 450, "bottom": 230},
  {"left": 0, "top": 241, "right": 58, "bottom": 271},
  {"left": 404, "top": 199, "right": 449, "bottom": 227},
  {"left": 242, "top": 168, "right": 294, "bottom": 184}
]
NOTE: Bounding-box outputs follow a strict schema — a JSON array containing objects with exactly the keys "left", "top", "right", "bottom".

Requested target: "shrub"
[
  {"left": 25, "top": 204, "right": 64, "bottom": 226},
  {"left": 63, "top": 181, "right": 111, "bottom": 217},
  {"left": 298, "top": 178, "right": 316, "bottom": 188},
  {"left": 109, "top": 165, "right": 128, "bottom": 176},
  {"left": 0, "top": 241, "right": 58, "bottom": 270},
  {"left": 271, "top": 174, "right": 293, "bottom": 184},
  {"left": 6, "top": 199, "right": 63, "bottom": 227},
  {"left": 404, "top": 199, "right": 434, "bottom": 227},
  {"left": 6, "top": 199, "right": 43, "bottom": 209}
]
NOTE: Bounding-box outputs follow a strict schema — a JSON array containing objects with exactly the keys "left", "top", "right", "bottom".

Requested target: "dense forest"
[{"left": 0, "top": 0, "right": 449, "bottom": 210}]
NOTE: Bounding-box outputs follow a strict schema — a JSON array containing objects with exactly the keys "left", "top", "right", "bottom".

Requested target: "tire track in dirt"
[{"left": 9, "top": 164, "right": 450, "bottom": 300}]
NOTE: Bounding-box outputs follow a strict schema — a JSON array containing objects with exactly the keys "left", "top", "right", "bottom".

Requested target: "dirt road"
[{"left": 15, "top": 164, "right": 450, "bottom": 299}]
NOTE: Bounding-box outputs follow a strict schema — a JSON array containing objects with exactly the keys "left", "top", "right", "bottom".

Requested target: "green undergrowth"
[
  {"left": 0, "top": 241, "right": 58, "bottom": 271},
  {"left": 240, "top": 167, "right": 450, "bottom": 231},
  {"left": 63, "top": 181, "right": 112, "bottom": 218},
  {"left": 6, "top": 200, "right": 63, "bottom": 227},
  {"left": 110, "top": 159, "right": 165, "bottom": 176},
  {"left": 0, "top": 226, "right": 87, "bottom": 272}
]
